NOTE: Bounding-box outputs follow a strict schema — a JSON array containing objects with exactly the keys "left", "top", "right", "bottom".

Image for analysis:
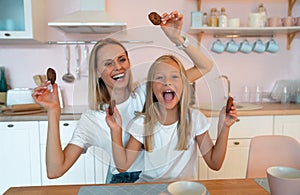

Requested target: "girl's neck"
[
  {"left": 110, "top": 87, "right": 131, "bottom": 104},
  {"left": 158, "top": 106, "right": 179, "bottom": 125}
]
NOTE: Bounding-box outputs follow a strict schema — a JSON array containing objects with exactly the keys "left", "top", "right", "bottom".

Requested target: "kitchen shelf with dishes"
[
  {"left": 189, "top": 26, "right": 300, "bottom": 49},
  {"left": 193, "top": 0, "right": 300, "bottom": 50}
]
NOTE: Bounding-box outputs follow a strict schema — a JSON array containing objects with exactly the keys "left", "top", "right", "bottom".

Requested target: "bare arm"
[
  {"left": 33, "top": 82, "right": 82, "bottom": 178},
  {"left": 160, "top": 11, "right": 213, "bottom": 82},
  {"left": 196, "top": 103, "right": 238, "bottom": 170},
  {"left": 106, "top": 107, "right": 142, "bottom": 172}
]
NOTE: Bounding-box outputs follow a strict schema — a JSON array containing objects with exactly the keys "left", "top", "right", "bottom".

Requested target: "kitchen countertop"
[
  {"left": 201, "top": 102, "right": 300, "bottom": 117},
  {"left": 0, "top": 103, "right": 300, "bottom": 122}
]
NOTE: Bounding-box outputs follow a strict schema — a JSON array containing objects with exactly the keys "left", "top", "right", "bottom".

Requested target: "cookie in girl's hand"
[
  {"left": 109, "top": 100, "right": 116, "bottom": 115},
  {"left": 226, "top": 96, "right": 234, "bottom": 113},
  {"left": 148, "top": 12, "right": 162, "bottom": 25}
]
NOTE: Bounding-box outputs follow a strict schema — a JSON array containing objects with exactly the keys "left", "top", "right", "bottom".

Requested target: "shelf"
[{"left": 189, "top": 26, "right": 300, "bottom": 36}]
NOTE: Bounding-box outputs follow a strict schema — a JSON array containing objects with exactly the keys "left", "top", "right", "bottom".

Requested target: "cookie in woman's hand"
[
  {"left": 47, "top": 68, "right": 56, "bottom": 85},
  {"left": 109, "top": 100, "right": 116, "bottom": 115},
  {"left": 148, "top": 12, "right": 162, "bottom": 25}
]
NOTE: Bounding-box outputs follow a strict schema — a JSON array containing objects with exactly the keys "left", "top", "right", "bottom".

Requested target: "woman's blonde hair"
[
  {"left": 88, "top": 38, "right": 133, "bottom": 111},
  {"left": 143, "top": 55, "right": 191, "bottom": 151}
]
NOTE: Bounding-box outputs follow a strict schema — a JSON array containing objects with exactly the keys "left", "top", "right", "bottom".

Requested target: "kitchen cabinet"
[
  {"left": 274, "top": 115, "right": 300, "bottom": 142},
  {"left": 0, "top": 121, "right": 41, "bottom": 194},
  {"left": 39, "top": 120, "right": 96, "bottom": 185},
  {"left": 198, "top": 116, "right": 273, "bottom": 179},
  {"left": 0, "top": 0, "right": 46, "bottom": 43},
  {"left": 192, "top": 0, "right": 300, "bottom": 50}
]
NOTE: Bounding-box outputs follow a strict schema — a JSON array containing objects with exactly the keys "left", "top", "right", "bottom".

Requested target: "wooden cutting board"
[{"left": 2, "top": 109, "right": 45, "bottom": 115}]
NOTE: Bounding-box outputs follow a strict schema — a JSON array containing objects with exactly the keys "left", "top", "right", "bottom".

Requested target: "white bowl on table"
[
  {"left": 167, "top": 181, "right": 207, "bottom": 195},
  {"left": 267, "top": 166, "right": 300, "bottom": 195}
]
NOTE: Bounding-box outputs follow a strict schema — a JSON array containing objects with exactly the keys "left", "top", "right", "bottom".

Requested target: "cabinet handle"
[
  {"left": 7, "top": 124, "right": 14, "bottom": 128},
  {"left": 63, "top": 123, "right": 69, "bottom": 127},
  {"left": 234, "top": 141, "right": 240, "bottom": 145},
  {"left": 4, "top": 33, "right": 11, "bottom": 37}
]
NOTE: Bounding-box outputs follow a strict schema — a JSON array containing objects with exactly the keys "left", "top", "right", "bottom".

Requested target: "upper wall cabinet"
[{"left": 0, "top": 0, "right": 46, "bottom": 44}]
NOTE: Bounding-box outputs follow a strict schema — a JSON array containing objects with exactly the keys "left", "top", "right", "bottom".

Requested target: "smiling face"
[
  {"left": 97, "top": 44, "right": 131, "bottom": 93},
  {"left": 152, "top": 58, "right": 183, "bottom": 111}
]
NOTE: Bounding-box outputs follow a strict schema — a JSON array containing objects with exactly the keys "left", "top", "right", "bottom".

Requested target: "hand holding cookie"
[{"left": 226, "top": 96, "right": 234, "bottom": 113}]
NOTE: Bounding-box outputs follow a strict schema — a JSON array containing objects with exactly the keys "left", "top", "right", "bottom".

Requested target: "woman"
[{"left": 32, "top": 11, "right": 213, "bottom": 183}]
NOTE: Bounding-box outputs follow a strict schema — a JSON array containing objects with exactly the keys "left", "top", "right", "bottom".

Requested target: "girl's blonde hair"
[
  {"left": 143, "top": 55, "right": 191, "bottom": 151},
  {"left": 88, "top": 38, "right": 133, "bottom": 111}
]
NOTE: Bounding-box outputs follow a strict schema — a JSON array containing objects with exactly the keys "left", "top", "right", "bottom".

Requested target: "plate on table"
[{"left": 168, "top": 181, "right": 208, "bottom": 195}]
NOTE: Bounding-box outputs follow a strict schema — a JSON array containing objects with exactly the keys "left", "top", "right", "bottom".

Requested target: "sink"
[{"left": 198, "top": 103, "right": 263, "bottom": 111}]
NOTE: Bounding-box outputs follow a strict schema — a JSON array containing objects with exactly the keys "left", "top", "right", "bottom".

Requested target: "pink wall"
[{"left": 0, "top": 0, "right": 299, "bottom": 106}]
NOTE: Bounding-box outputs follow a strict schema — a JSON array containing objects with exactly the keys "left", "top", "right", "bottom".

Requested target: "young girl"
[
  {"left": 32, "top": 11, "right": 214, "bottom": 183},
  {"left": 107, "top": 55, "right": 238, "bottom": 182}
]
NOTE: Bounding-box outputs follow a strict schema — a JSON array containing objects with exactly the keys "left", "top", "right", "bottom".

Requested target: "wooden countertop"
[
  {"left": 200, "top": 102, "right": 300, "bottom": 117},
  {"left": 1, "top": 103, "right": 300, "bottom": 122},
  {"left": 3, "top": 179, "right": 269, "bottom": 195}
]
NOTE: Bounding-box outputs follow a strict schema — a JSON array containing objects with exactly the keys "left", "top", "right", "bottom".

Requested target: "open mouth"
[
  {"left": 112, "top": 73, "right": 125, "bottom": 80},
  {"left": 163, "top": 90, "right": 176, "bottom": 102}
]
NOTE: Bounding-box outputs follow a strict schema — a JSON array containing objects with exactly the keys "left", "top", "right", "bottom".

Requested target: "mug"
[
  {"left": 267, "top": 17, "right": 282, "bottom": 27},
  {"left": 239, "top": 39, "right": 253, "bottom": 53},
  {"left": 226, "top": 39, "right": 239, "bottom": 53},
  {"left": 228, "top": 18, "right": 240, "bottom": 27},
  {"left": 253, "top": 39, "right": 266, "bottom": 53},
  {"left": 296, "top": 17, "right": 300, "bottom": 26},
  {"left": 248, "top": 13, "right": 263, "bottom": 27},
  {"left": 211, "top": 39, "right": 225, "bottom": 53},
  {"left": 266, "top": 39, "right": 279, "bottom": 53},
  {"left": 282, "top": 16, "right": 297, "bottom": 26}
]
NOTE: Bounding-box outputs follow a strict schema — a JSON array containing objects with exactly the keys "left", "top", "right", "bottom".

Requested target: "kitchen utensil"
[
  {"left": 267, "top": 166, "right": 300, "bottom": 195},
  {"left": 62, "top": 45, "right": 75, "bottom": 83},
  {"left": 211, "top": 39, "right": 225, "bottom": 53},
  {"left": 226, "top": 39, "right": 239, "bottom": 53},
  {"left": 253, "top": 39, "right": 266, "bottom": 53},
  {"left": 80, "top": 43, "right": 89, "bottom": 77},
  {"left": 266, "top": 38, "right": 279, "bottom": 53},
  {"left": 0, "top": 103, "right": 41, "bottom": 112},
  {"left": 239, "top": 39, "right": 253, "bottom": 53},
  {"left": 75, "top": 44, "right": 81, "bottom": 79}
]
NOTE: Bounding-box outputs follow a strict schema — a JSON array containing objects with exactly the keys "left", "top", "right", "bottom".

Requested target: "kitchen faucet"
[{"left": 217, "top": 75, "right": 231, "bottom": 99}]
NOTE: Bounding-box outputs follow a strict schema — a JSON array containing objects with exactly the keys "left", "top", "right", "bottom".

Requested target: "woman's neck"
[{"left": 110, "top": 87, "right": 131, "bottom": 104}]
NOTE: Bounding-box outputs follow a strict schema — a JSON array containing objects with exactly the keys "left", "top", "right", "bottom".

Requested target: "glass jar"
[{"left": 208, "top": 8, "right": 218, "bottom": 27}]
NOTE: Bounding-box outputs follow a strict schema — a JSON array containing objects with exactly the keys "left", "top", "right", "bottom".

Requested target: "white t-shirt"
[
  {"left": 69, "top": 83, "right": 146, "bottom": 174},
  {"left": 129, "top": 108, "right": 210, "bottom": 182}
]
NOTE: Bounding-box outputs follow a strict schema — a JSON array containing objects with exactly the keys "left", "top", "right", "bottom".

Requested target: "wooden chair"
[{"left": 246, "top": 135, "right": 300, "bottom": 178}]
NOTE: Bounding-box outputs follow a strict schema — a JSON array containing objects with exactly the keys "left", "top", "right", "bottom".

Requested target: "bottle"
[
  {"left": 258, "top": 3, "right": 267, "bottom": 27},
  {"left": 208, "top": 8, "right": 218, "bottom": 27},
  {"left": 202, "top": 12, "right": 208, "bottom": 27},
  {"left": 218, "top": 7, "right": 228, "bottom": 27},
  {"left": 281, "top": 86, "right": 289, "bottom": 104},
  {"left": 296, "top": 88, "right": 300, "bottom": 104},
  {"left": 0, "top": 67, "right": 7, "bottom": 92}
]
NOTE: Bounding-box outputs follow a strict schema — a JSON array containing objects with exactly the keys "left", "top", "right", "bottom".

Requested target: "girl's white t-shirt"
[
  {"left": 69, "top": 83, "right": 146, "bottom": 174},
  {"left": 129, "top": 108, "right": 210, "bottom": 182}
]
